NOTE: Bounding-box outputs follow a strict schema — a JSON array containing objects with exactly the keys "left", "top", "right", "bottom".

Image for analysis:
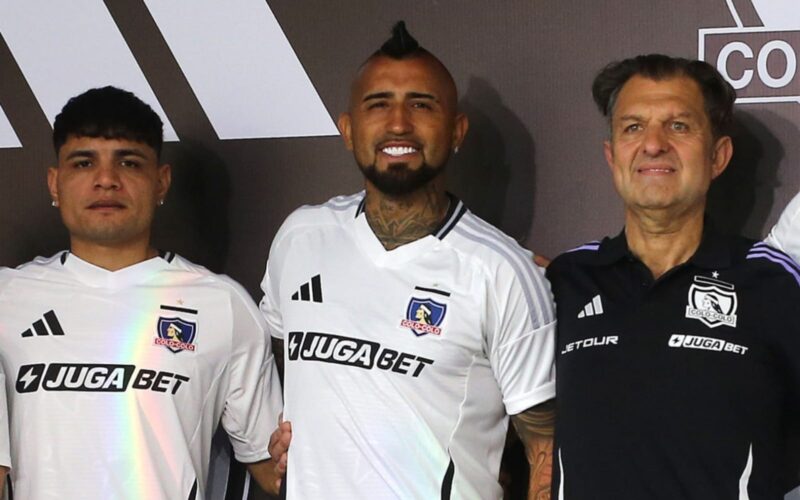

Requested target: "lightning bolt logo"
[
  {"left": 287, "top": 332, "right": 303, "bottom": 360},
  {"left": 15, "top": 364, "right": 44, "bottom": 393}
]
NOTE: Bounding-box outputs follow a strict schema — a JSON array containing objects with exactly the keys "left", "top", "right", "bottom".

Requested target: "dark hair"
[
  {"left": 53, "top": 86, "right": 164, "bottom": 156},
  {"left": 592, "top": 54, "right": 736, "bottom": 138},
  {"left": 372, "top": 21, "right": 429, "bottom": 59}
]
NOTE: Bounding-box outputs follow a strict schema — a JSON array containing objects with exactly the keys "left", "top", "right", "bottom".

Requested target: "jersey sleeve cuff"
[
  {"left": 234, "top": 448, "right": 271, "bottom": 464},
  {"left": 504, "top": 380, "right": 555, "bottom": 415}
]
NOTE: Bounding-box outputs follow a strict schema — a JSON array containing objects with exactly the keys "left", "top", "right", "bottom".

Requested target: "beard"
[{"left": 359, "top": 161, "right": 444, "bottom": 196}]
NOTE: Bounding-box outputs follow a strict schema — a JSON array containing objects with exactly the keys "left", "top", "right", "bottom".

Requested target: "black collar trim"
[{"left": 595, "top": 224, "right": 737, "bottom": 269}]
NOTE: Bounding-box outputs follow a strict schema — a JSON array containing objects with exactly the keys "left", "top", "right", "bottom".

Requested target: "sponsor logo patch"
[
  {"left": 685, "top": 275, "right": 738, "bottom": 328},
  {"left": 15, "top": 363, "right": 189, "bottom": 394},
  {"left": 401, "top": 298, "right": 447, "bottom": 336},
  {"left": 668, "top": 334, "right": 749, "bottom": 355},
  {"left": 287, "top": 331, "right": 434, "bottom": 378},
  {"left": 561, "top": 335, "right": 619, "bottom": 355},
  {"left": 155, "top": 317, "right": 197, "bottom": 353}
]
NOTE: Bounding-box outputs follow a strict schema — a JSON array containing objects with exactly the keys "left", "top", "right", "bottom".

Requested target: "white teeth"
[{"left": 382, "top": 146, "right": 417, "bottom": 156}]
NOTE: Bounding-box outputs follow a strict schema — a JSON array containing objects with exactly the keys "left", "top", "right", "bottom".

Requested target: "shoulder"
[
  {"left": 448, "top": 210, "right": 537, "bottom": 271},
  {"left": 268, "top": 192, "right": 363, "bottom": 254},
  {"left": 547, "top": 240, "right": 604, "bottom": 278},
  {"left": 742, "top": 240, "right": 800, "bottom": 289},
  {"left": 447, "top": 210, "right": 553, "bottom": 317},
  {"left": 278, "top": 192, "right": 363, "bottom": 234},
  {"left": 0, "top": 252, "right": 68, "bottom": 281},
  {"left": 167, "top": 255, "right": 259, "bottom": 307},
  {"left": 0, "top": 252, "right": 70, "bottom": 300},
  {"left": 765, "top": 191, "right": 800, "bottom": 260}
]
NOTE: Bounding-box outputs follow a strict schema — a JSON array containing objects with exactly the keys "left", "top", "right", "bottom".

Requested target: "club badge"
[
  {"left": 155, "top": 317, "right": 197, "bottom": 353},
  {"left": 685, "top": 275, "right": 738, "bottom": 328},
  {"left": 400, "top": 298, "right": 447, "bottom": 336}
]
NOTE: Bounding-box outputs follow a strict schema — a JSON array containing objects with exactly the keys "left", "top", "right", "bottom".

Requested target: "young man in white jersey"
[
  {"left": 0, "top": 87, "right": 282, "bottom": 499},
  {"left": 263, "top": 22, "right": 556, "bottom": 499}
]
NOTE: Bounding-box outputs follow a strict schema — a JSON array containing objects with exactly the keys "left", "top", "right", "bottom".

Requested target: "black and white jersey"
[
  {"left": 260, "top": 193, "right": 555, "bottom": 500},
  {"left": 547, "top": 229, "right": 800, "bottom": 500},
  {"left": 0, "top": 252, "right": 282, "bottom": 500}
]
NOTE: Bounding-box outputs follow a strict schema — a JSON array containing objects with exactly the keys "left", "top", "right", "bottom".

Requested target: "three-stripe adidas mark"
[
  {"left": 291, "top": 275, "right": 323, "bottom": 303},
  {"left": 21, "top": 310, "right": 64, "bottom": 337},
  {"left": 577, "top": 295, "right": 603, "bottom": 318}
]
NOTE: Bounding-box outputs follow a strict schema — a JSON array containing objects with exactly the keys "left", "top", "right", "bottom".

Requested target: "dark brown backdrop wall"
[
  {"left": 1, "top": 1, "right": 798, "bottom": 291},
  {"left": 1, "top": 0, "right": 799, "bottom": 497}
]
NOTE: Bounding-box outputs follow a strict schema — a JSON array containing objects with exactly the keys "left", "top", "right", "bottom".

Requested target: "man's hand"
[
  {"left": 245, "top": 459, "right": 280, "bottom": 496},
  {"left": 511, "top": 399, "right": 555, "bottom": 500},
  {"left": 268, "top": 416, "right": 292, "bottom": 491}
]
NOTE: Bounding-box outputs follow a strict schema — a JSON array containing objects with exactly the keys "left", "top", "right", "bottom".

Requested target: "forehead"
[
  {"left": 59, "top": 135, "right": 157, "bottom": 158},
  {"left": 352, "top": 56, "right": 455, "bottom": 101},
  {"left": 614, "top": 75, "right": 706, "bottom": 120}
]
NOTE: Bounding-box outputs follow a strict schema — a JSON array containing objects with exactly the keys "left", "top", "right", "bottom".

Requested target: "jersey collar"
[
  {"left": 354, "top": 192, "right": 465, "bottom": 237},
  {"left": 61, "top": 251, "right": 174, "bottom": 288},
  {"left": 352, "top": 192, "right": 466, "bottom": 266},
  {"left": 595, "top": 222, "right": 740, "bottom": 270}
]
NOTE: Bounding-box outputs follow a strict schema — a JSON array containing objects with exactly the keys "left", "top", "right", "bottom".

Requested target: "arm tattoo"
[{"left": 511, "top": 399, "right": 555, "bottom": 500}]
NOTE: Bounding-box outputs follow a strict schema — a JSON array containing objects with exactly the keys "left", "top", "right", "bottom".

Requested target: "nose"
[
  {"left": 94, "top": 163, "right": 121, "bottom": 190},
  {"left": 387, "top": 104, "right": 412, "bottom": 135},
  {"left": 641, "top": 125, "right": 669, "bottom": 157}
]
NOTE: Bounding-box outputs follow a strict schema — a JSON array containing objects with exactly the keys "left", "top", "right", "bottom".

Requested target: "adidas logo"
[
  {"left": 577, "top": 295, "right": 603, "bottom": 318},
  {"left": 291, "top": 275, "right": 323, "bottom": 303},
  {"left": 21, "top": 310, "right": 65, "bottom": 337}
]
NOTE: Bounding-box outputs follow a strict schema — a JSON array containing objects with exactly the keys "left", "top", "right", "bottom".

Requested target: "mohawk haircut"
[
  {"left": 53, "top": 86, "right": 164, "bottom": 157},
  {"left": 373, "top": 21, "right": 429, "bottom": 59}
]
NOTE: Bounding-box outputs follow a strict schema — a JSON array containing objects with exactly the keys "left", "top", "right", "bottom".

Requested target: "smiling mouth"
[
  {"left": 380, "top": 145, "right": 420, "bottom": 157},
  {"left": 637, "top": 166, "right": 675, "bottom": 174}
]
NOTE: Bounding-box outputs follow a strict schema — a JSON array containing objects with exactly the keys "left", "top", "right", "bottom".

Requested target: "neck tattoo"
[{"left": 365, "top": 195, "right": 450, "bottom": 251}]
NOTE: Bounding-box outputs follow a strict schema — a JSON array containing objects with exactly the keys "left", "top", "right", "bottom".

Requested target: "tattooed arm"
[{"left": 511, "top": 399, "right": 555, "bottom": 500}]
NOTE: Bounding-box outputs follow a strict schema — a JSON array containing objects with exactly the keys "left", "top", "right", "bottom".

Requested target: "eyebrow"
[
  {"left": 618, "top": 111, "right": 695, "bottom": 122},
  {"left": 407, "top": 92, "right": 436, "bottom": 101},
  {"left": 63, "top": 148, "right": 149, "bottom": 160},
  {"left": 113, "top": 148, "right": 148, "bottom": 158},
  {"left": 363, "top": 91, "right": 393, "bottom": 102},
  {"left": 64, "top": 149, "right": 98, "bottom": 161},
  {"left": 362, "top": 91, "right": 438, "bottom": 102}
]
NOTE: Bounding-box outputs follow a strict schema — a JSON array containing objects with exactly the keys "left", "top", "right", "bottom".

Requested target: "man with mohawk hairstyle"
[{"left": 262, "top": 21, "right": 556, "bottom": 499}]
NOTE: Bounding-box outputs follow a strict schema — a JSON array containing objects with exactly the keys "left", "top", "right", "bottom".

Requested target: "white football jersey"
[
  {"left": 766, "top": 191, "right": 800, "bottom": 261},
  {"left": 261, "top": 193, "right": 556, "bottom": 500},
  {"left": 0, "top": 252, "right": 282, "bottom": 500}
]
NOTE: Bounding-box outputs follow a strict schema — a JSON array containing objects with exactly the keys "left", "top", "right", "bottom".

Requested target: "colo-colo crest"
[
  {"left": 685, "top": 275, "right": 738, "bottom": 328},
  {"left": 155, "top": 317, "right": 197, "bottom": 353}
]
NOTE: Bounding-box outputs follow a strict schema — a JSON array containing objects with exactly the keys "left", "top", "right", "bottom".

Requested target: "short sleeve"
[
  {"left": 260, "top": 221, "right": 293, "bottom": 340},
  {"left": 766, "top": 191, "right": 800, "bottom": 261},
  {"left": 486, "top": 255, "right": 556, "bottom": 415},
  {"left": 221, "top": 288, "right": 283, "bottom": 463}
]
